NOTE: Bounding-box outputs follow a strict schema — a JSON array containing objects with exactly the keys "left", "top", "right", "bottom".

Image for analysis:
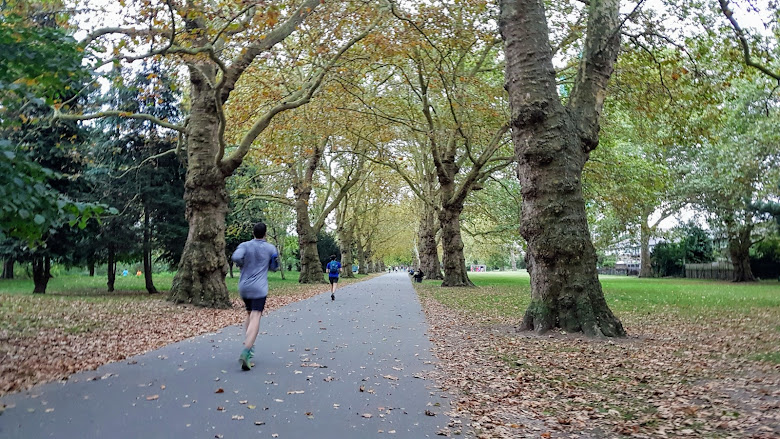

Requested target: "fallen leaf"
[
  {"left": 146, "top": 395, "right": 159, "bottom": 401},
  {"left": 215, "top": 388, "right": 224, "bottom": 394}
]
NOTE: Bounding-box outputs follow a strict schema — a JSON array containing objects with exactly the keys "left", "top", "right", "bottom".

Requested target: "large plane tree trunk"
[
  {"left": 338, "top": 222, "right": 355, "bottom": 279},
  {"left": 297, "top": 219, "right": 324, "bottom": 283},
  {"left": 500, "top": 0, "right": 625, "bottom": 337},
  {"left": 168, "top": 70, "right": 231, "bottom": 308},
  {"left": 418, "top": 203, "right": 443, "bottom": 280},
  {"left": 356, "top": 235, "right": 367, "bottom": 275},
  {"left": 729, "top": 225, "right": 755, "bottom": 282},
  {"left": 439, "top": 203, "right": 473, "bottom": 287}
]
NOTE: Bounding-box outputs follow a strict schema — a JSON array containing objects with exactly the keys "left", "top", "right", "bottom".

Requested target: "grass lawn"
[
  {"left": 415, "top": 271, "right": 780, "bottom": 438},
  {"left": 423, "top": 270, "right": 780, "bottom": 319},
  {"left": 0, "top": 270, "right": 308, "bottom": 297},
  {"left": 0, "top": 271, "right": 370, "bottom": 396}
]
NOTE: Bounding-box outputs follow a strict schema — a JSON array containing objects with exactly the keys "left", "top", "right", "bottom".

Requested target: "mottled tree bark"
[
  {"left": 290, "top": 142, "right": 326, "bottom": 284},
  {"left": 168, "top": 67, "right": 231, "bottom": 308},
  {"left": 336, "top": 208, "right": 356, "bottom": 279},
  {"left": 500, "top": 0, "right": 625, "bottom": 336},
  {"left": 728, "top": 226, "right": 755, "bottom": 282},
  {"left": 356, "top": 235, "right": 367, "bottom": 275},
  {"left": 439, "top": 204, "right": 473, "bottom": 286},
  {"left": 296, "top": 213, "right": 325, "bottom": 283},
  {"left": 417, "top": 203, "right": 443, "bottom": 280}
]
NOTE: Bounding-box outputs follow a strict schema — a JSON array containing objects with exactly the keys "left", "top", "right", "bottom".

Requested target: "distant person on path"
[
  {"left": 326, "top": 254, "right": 341, "bottom": 301},
  {"left": 231, "top": 222, "right": 279, "bottom": 371}
]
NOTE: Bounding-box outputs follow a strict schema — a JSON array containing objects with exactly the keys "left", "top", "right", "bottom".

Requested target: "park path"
[{"left": 0, "top": 272, "right": 455, "bottom": 439}]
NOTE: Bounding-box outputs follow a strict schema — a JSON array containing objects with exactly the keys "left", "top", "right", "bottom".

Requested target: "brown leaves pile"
[
  {"left": 420, "top": 297, "right": 780, "bottom": 438},
  {"left": 0, "top": 279, "right": 369, "bottom": 396}
]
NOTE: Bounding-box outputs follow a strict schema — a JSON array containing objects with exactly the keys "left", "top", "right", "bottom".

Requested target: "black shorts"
[
  {"left": 243, "top": 297, "right": 267, "bottom": 312},
  {"left": 329, "top": 276, "right": 339, "bottom": 284}
]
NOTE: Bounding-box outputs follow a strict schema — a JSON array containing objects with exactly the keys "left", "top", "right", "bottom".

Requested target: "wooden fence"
[{"left": 684, "top": 262, "right": 734, "bottom": 280}]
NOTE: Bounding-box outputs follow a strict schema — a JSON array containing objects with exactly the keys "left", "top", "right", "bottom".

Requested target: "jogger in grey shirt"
[{"left": 231, "top": 222, "right": 279, "bottom": 370}]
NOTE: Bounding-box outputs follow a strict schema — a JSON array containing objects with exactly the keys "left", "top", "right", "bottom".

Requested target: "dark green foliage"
[
  {"left": 752, "top": 181, "right": 780, "bottom": 229},
  {"left": 0, "top": 13, "right": 108, "bottom": 247},
  {"left": 317, "top": 231, "right": 340, "bottom": 271},
  {"left": 750, "top": 237, "right": 780, "bottom": 280},
  {"left": 87, "top": 65, "right": 187, "bottom": 271},
  {"left": 651, "top": 242, "right": 685, "bottom": 277},
  {"left": 680, "top": 222, "right": 715, "bottom": 264},
  {"left": 651, "top": 223, "right": 716, "bottom": 277},
  {"left": 0, "top": 14, "right": 91, "bottom": 110}
]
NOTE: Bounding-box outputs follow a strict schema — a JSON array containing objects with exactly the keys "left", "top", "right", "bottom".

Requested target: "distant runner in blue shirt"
[
  {"left": 326, "top": 254, "right": 341, "bottom": 301},
  {"left": 231, "top": 222, "right": 279, "bottom": 371}
]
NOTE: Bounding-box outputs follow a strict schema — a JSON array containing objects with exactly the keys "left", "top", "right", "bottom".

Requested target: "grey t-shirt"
[{"left": 231, "top": 239, "right": 279, "bottom": 299}]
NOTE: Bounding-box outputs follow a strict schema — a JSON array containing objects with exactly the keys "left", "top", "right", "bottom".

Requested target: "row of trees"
[{"left": 2, "top": 0, "right": 778, "bottom": 337}]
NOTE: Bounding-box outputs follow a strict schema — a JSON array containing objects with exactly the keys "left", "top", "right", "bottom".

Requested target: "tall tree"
[
  {"left": 499, "top": 0, "right": 626, "bottom": 336},
  {"left": 55, "top": 0, "right": 379, "bottom": 307}
]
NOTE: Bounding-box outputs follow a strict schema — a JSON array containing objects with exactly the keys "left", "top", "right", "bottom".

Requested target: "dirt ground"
[{"left": 419, "top": 297, "right": 780, "bottom": 439}]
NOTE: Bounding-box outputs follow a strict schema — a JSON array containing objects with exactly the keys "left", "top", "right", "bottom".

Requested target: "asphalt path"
[{"left": 0, "top": 272, "right": 454, "bottom": 438}]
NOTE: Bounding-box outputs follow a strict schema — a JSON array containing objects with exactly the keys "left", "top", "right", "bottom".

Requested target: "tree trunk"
[
  {"left": 168, "top": 70, "right": 231, "bottom": 308},
  {"left": 439, "top": 204, "right": 474, "bottom": 287},
  {"left": 639, "top": 221, "right": 652, "bottom": 278},
  {"left": 364, "top": 242, "right": 373, "bottom": 273},
  {"left": 2, "top": 257, "right": 14, "bottom": 279},
  {"left": 107, "top": 243, "right": 116, "bottom": 292},
  {"left": 500, "top": 0, "right": 625, "bottom": 337},
  {"left": 32, "top": 255, "right": 49, "bottom": 294},
  {"left": 143, "top": 203, "right": 158, "bottom": 294},
  {"left": 295, "top": 201, "right": 325, "bottom": 283},
  {"left": 228, "top": 260, "right": 234, "bottom": 278},
  {"left": 298, "top": 227, "right": 323, "bottom": 283},
  {"left": 88, "top": 260, "right": 95, "bottom": 277},
  {"left": 337, "top": 213, "right": 356, "bottom": 279},
  {"left": 418, "top": 203, "right": 443, "bottom": 280},
  {"left": 356, "top": 235, "right": 367, "bottom": 275},
  {"left": 729, "top": 226, "right": 755, "bottom": 282}
]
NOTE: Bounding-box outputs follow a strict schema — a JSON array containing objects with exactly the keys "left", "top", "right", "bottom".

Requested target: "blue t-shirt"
[
  {"left": 231, "top": 239, "right": 279, "bottom": 299},
  {"left": 327, "top": 260, "right": 341, "bottom": 278}
]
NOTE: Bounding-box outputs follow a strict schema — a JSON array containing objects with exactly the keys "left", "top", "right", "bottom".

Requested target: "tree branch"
[
  {"left": 53, "top": 110, "right": 185, "bottom": 133},
  {"left": 718, "top": 0, "right": 780, "bottom": 82}
]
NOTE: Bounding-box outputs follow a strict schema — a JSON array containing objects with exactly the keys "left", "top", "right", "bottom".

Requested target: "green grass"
[
  {"left": 750, "top": 351, "right": 780, "bottom": 364},
  {"left": 417, "top": 271, "right": 780, "bottom": 320},
  {"left": 0, "top": 270, "right": 340, "bottom": 298},
  {"left": 0, "top": 271, "right": 368, "bottom": 336}
]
